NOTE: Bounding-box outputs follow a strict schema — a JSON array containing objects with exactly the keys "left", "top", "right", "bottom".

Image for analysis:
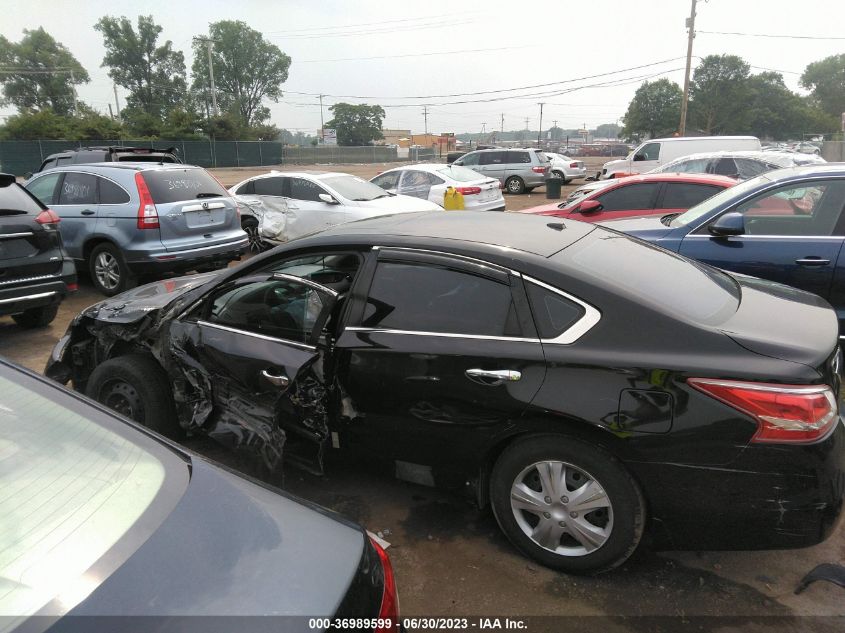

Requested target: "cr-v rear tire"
[
  {"left": 86, "top": 354, "right": 183, "bottom": 440},
  {"left": 89, "top": 242, "right": 134, "bottom": 296},
  {"left": 490, "top": 435, "right": 645, "bottom": 574}
]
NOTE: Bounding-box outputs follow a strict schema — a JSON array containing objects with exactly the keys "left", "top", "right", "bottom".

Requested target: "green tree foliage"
[
  {"left": 325, "top": 103, "right": 385, "bottom": 146},
  {"left": 689, "top": 55, "right": 752, "bottom": 134},
  {"left": 67, "top": 103, "right": 123, "bottom": 140},
  {"left": 620, "top": 79, "right": 682, "bottom": 139},
  {"left": 191, "top": 21, "right": 291, "bottom": 127},
  {"left": 95, "top": 15, "right": 188, "bottom": 119},
  {"left": 0, "top": 109, "right": 68, "bottom": 139},
  {"left": 0, "top": 28, "right": 89, "bottom": 115},
  {"left": 800, "top": 54, "right": 845, "bottom": 119},
  {"left": 594, "top": 123, "right": 621, "bottom": 138}
]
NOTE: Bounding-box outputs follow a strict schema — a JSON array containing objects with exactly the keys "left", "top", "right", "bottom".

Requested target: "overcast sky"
[{"left": 2, "top": 0, "right": 844, "bottom": 134}]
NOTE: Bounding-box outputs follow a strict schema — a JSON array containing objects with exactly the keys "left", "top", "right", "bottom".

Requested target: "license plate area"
[{"left": 185, "top": 208, "right": 225, "bottom": 228}]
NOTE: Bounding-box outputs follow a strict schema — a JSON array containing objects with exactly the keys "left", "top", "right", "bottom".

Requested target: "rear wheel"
[
  {"left": 242, "top": 217, "right": 263, "bottom": 253},
  {"left": 490, "top": 435, "right": 645, "bottom": 574},
  {"left": 505, "top": 176, "right": 526, "bottom": 194},
  {"left": 89, "top": 243, "right": 134, "bottom": 296},
  {"left": 12, "top": 304, "right": 58, "bottom": 328},
  {"left": 86, "top": 354, "right": 182, "bottom": 440}
]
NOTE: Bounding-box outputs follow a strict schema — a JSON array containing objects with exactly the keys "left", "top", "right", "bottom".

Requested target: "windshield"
[
  {"left": 670, "top": 174, "right": 771, "bottom": 228},
  {"left": 322, "top": 174, "right": 389, "bottom": 201},
  {"left": 0, "top": 367, "right": 187, "bottom": 623},
  {"left": 435, "top": 165, "right": 485, "bottom": 182}
]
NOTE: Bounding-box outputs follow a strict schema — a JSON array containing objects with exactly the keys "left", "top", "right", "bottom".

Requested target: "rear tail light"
[
  {"left": 35, "top": 209, "right": 61, "bottom": 227},
  {"left": 455, "top": 186, "right": 481, "bottom": 195},
  {"left": 570, "top": 162, "right": 580, "bottom": 168},
  {"left": 370, "top": 537, "right": 399, "bottom": 633},
  {"left": 688, "top": 378, "right": 839, "bottom": 444},
  {"left": 532, "top": 166, "right": 546, "bottom": 174},
  {"left": 135, "top": 172, "right": 159, "bottom": 229},
  {"left": 66, "top": 282, "right": 78, "bottom": 292}
]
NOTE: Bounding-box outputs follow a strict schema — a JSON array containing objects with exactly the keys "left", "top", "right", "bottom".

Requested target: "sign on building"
[{"left": 320, "top": 128, "right": 337, "bottom": 145}]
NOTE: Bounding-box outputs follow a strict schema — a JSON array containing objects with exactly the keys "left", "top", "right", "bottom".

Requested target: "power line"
[
  {"left": 698, "top": 29, "right": 845, "bottom": 40},
  {"left": 282, "top": 57, "right": 686, "bottom": 101}
]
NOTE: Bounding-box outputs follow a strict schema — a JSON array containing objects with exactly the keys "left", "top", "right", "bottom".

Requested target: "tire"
[
  {"left": 242, "top": 217, "right": 264, "bottom": 253},
  {"left": 89, "top": 242, "right": 134, "bottom": 296},
  {"left": 86, "top": 354, "right": 183, "bottom": 440},
  {"left": 12, "top": 304, "right": 58, "bottom": 328},
  {"left": 505, "top": 176, "right": 525, "bottom": 194},
  {"left": 490, "top": 435, "right": 645, "bottom": 574},
  {"left": 552, "top": 170, "right": 566, "bottom": 180}
]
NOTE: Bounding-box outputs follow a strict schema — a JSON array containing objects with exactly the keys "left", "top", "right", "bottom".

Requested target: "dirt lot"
[{"left": 2, "top": 155, "right": 844, "bottom": 629}]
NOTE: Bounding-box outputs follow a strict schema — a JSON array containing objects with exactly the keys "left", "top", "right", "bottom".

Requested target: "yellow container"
[{"left": 443, "top": 186, "right": 465, "bottom": 210}]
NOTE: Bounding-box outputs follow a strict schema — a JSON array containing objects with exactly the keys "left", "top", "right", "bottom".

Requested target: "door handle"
[
  {"left": 261, "top": 369, "right": 290, "bottom": 389},
  {"left": 81, "top": 209, "right": 95, "bottom": 216},
  {"left": 465, "top": 368, "right": 522, "bottom": 386},
  {"left": 795, "top": 257, "right": 831, "bottom": 266}
]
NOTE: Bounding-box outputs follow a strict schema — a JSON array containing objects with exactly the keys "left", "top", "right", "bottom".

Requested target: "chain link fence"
[{"left": 0, "top": 139, "right": 402, "bottom": 176}]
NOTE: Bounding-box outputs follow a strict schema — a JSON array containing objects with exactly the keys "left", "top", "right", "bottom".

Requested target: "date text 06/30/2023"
[{"left": 308, "top": 618, "right": 529, "bottom": 630}]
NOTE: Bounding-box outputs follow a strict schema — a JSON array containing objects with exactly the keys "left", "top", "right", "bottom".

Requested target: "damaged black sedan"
[{"left": 47, "top": 211, "right": 845, "bottom": 574}]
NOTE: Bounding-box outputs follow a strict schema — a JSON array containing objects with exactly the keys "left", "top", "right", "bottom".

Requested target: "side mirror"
[
  {"left": 318, "top": 193, "right": 339, "bottom": 204},
  {"left": 708, "top": 212, "right": 745, "bottom": 236},
  {"left": 578, "top": 199, "right": 603, "bottom": 214}
]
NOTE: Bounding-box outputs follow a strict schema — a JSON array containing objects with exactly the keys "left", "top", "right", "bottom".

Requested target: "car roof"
[
  {"left": 663, "top": 150, "right": 810, "bottom": 164},
  {"left": 756, "top": 163, "right": 845, "bottom": 182},
  {"left": 315, "top": 210, "right": 593, "bottom": 257},
  {"left": 38, "top": 162, "right": 204, "bottom": 172},
  {"left": 606, "top": 173, "right": 737, "bottom": 186},
  {"left": 642, "top": 135, "right": 759, "bottom": 143}
]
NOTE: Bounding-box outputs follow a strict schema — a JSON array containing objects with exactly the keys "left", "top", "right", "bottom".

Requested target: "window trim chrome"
[
  {"left": 0, "top": 290, "right": 56, "bottom": 305},
  {"left": 520, "top": 275, "right": 602, "bottom": 345},
  {"left": 197, "top": 320, "right": 316, "bottom": 351},
  {"left": 0, "top": 232, "right": 34, "bottom": 239},
  {"left": 344, "top": 326, "right": 539, "bottom": 344}
]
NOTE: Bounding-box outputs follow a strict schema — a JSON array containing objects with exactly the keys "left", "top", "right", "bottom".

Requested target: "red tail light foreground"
[
  {"left": 35, "top": 209, "right": 61, "bottom": 227},
  {"left": 134, "top": 172, "right": 159, "bottom": 229},
  {"left": 455, "top": 186, "right": 481, "bottom": 195},
  {"left": 570, "top": 162, "right": 580, "bottom": 168},
  {"left": 531, "top": 166, "right": 546, "bottom": 174},
  {"left": 688, "top": 378, "right": 839, "bottom": 444},
  {"left": 370, "top": 537, "right": 399, "bottom": 633}
]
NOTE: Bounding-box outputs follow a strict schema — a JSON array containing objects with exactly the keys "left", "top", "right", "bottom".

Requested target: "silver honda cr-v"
[{"left": 25, "top": 163, "right": 247, "bottom": 295}]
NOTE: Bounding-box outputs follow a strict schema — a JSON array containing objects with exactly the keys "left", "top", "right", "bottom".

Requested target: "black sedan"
[
  {"left": 47, "top": 211, "right": 845, "bottom": 574},
  {"left": 1, "top": 359, "right": 398, "bottom": 631}
]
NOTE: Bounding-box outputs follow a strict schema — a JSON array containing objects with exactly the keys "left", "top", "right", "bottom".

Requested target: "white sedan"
[
  {"left": 229, "top": 171, "right": 441, "bottom": 247},
  {"left": 370, "top": 164, "right": 505, "bottom": 211},
  {"left": 545, "top": 153, "right": 587, "bottom": 183}
]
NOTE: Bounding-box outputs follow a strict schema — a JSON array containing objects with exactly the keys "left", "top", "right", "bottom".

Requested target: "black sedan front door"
[
  {"left": 334, "top": 248, "right": 546, "bottom": 473},
  {"left": 174, "top": 273, "right": 337, "bottom": 467}
]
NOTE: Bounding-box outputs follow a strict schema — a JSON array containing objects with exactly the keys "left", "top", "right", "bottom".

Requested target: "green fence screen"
[{"left": 0, "top": 140, "right": 401, "bottom": 175}]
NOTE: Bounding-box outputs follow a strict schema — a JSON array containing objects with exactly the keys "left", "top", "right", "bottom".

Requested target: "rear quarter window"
[
  {"left": 142, "top": 168, "right": 229, "bottom": 204},
  {"left": 0, "top": 182, "right": 44, "bottom": 214}
]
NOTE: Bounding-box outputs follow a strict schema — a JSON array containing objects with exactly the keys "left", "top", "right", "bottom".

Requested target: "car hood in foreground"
[
  {"left": 357, "top": 194, "right": 441, "bottom": 212},
  {"left": 69, "top": 458, "right": 365, "bottom": 617}
]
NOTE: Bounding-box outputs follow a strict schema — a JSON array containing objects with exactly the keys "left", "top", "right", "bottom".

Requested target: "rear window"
[
  {"left": 435, "top": 165, "right": 485, "bottom": 182},
  {"left": 141, "top": 168, "right": 229, "bottom": 204},
  {"left": 0, "top": 182, "right": 44, "bottom": 214},
  {"left": 557, "top": 231, "right": 740, "bottom": 325}
]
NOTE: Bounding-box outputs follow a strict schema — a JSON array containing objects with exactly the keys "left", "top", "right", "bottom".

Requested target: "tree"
[
  {"left": 689, "top": 55, "right": 752, "bottom": 134},
  {"left": 548, "top": 126, "right": 564, "bottom": 141},
  {"left": 594, "top": 123, "right": 621, "bottom": 138},
  {"left": 191, "top": 21, "right": 291, "bottom": 127},
  {"left": 66, "top": 104, "right": 123, "bottom": 140},
  {"left": 0, "top": 108, "right": 68, "bottom": 139},
  {"left": 0, "top": 28, "right": 89, "bottom": 115},
  {"left": 325, "top": 103, "right": 385, "bottom": 146},
  {"left": 620, "top": 79, "right": 682, "bottom": 140},
  {"left": 95, "top": 15, "right": 188, "bottom": 119},
  {"left": 800, "top": 54, "right": 845, "bottom": 119}
]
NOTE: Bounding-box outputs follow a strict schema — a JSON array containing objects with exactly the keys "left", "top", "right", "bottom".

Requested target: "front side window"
[
  {"left": 458, "top": 152, "right": 480, "bottom": 166},
  {"left": 594, "top": 182, "right": 660, "bottom": 211},
  {"left": 371, "top": 171, "right": 401, "bottom": 190},
  {"left": 260, "top": 252, "right": 362, "bottom": 290},
  {"left": 729, "top": 180, "right": 845, "bottom": 236},
  {"left": 362, "top": 261, "right": 521, "bottom": 337},
  {"left": 26, "top": 172, "right": 62, "bottom": 206},
  {"left": 480, "top": 151, "right": 507, "bottom": 166},
  {"left": 57, "top": 172, "right": 97, "bottom": 205},
  {"left": 289, "top": 178, "right": 327, "bottom": 202},
  {"left": 208, "top": 277, "right": 329, "bottom": 344},
  {"left": 734, "top": 158, "right": 771, "bottom": 180},
  {"left": 634, "top": 143, "right": 660, "bottom": 161}
]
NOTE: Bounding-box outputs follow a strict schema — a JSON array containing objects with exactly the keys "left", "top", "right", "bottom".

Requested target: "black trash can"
[{"left": 545, "top": 176, "right": 562, "bottom": 199}]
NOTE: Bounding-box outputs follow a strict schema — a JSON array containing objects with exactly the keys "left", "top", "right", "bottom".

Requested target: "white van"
[{"left": 599, "top": 136, "right": 761, "bottom": 180}]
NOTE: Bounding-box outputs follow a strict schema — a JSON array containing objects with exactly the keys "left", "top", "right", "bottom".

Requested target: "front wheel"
[
  {"left": 490, "top": 435, "right": 645, "bottom": 574},
  {"left": 242, "top": 217, "right": 264, "bottom": 253},
  {"left": 12, "top": 304, "right": 58, "bottom": 328},
  {"left": 86, "top": 354, "right": 182, "bottom": 440},
  {"left": 505, "top": 176, "right": 525, "bottom": 194}
]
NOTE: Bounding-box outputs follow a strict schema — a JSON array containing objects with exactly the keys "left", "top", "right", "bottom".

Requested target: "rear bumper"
[
  {"left": 466, "top": 199, "right": 506, "bottom": 212},
  {"left": 0, "top": 262, "right": 76, "bottom": 316},
  {"left": 634, "top": 420, "right": 845, "bottom": 550},
  {"left": 125, "top": 236, "right": 248, "bottom": 274}
]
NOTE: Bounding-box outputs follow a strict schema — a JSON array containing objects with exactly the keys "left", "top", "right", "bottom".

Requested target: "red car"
[{"left": 520, "top": 173, "right": 737, "bottom": 223}]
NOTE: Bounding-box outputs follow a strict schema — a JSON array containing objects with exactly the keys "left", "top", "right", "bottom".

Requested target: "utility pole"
[
  {"left": 108, "top": 104, "right": 114, "bottom": 120},
  {"left": 537, "top": 103, "right": 545, "bottom": 147},
  {"left": 319, "top": 94, "right": 325, "bottom": 143},
  {"left": 194, "top": 37, "right": 219, "bottom": 116},
  {"left": 112, "top": 82, "right": 121, "bottom": 120},
  {"left": 500, "top": 113, "right": 505, "bottom": 134},
  {"left": 69, "top": 69, "right": 78, "bottom": 116},
  {"left": 678, "top": 0, "right": 697, "bottom": 136},
  {"left": 422, "top": 105, "right": 429, "bottom": 137}
]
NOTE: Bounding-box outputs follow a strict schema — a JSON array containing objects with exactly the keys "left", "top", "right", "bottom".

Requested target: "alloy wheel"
[{"left": 94, "top": 251, "right": 121, "bottom": 291}]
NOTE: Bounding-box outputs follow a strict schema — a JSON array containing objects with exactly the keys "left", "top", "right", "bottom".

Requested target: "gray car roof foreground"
[
  {"left": 41, "top": 162, "right": 208, "bottom": 172},
  {"left": 314, "top": 210, "right": 594, "bottom": 257}
]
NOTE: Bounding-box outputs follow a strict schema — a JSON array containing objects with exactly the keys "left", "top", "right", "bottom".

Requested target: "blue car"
[{"left": 601, "top": 165, "right": 845, "bottom": 335}]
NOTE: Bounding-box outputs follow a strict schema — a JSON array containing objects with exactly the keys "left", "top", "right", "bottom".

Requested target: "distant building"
[{"left": 378, "top": 129, "right": 456, "bottom": 153}]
